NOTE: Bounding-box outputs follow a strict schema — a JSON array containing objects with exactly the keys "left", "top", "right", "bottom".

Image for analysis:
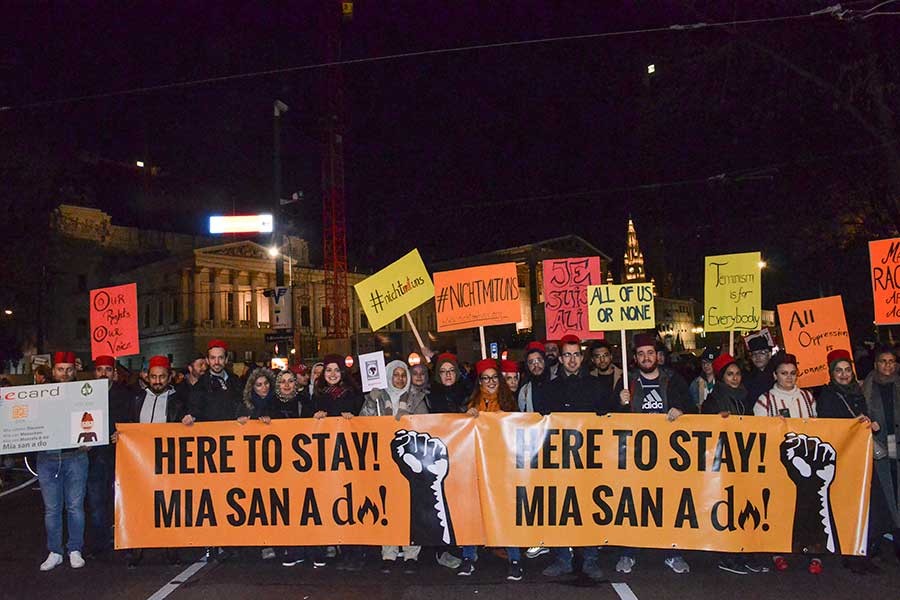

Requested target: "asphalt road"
[{"left": 1, "top": 468, "right": 897, "bottom": 600}]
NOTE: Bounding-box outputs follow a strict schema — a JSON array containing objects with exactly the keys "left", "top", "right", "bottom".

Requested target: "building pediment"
[{"left": 196, "top": 241, "right": 273, "bottom": 261}]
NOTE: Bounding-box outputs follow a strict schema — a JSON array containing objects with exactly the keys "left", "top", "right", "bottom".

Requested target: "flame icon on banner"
[{"left": 738, "top": 500, "right": 761, "bottom": 530}]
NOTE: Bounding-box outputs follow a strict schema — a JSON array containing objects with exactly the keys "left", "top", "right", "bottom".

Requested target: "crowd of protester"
[{"left": 15, "top": 332, "right": 900, "bottom": 581}]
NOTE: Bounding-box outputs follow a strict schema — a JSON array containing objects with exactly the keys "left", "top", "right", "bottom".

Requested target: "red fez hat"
[
  {"left": 94, "top": 355, "right": 115, "bottom": 368},
  {"left": 290, "top": 363, "right": 309, "bottom": 375},
  {"left": 436, "top": 352, "right": 458, "bottom": 366},
  {"left": 559, "top": 334, "right": 581, "bottom": 346},
  {"left": 148, "top": 355, "right": 171, "bottom": 370},
  {"left": 53, "top": 351, "right": 76, "bottom": 365},
  {"left": 632, "top": 333, "right": 656, "bottom": 350},
  {"left": 712, "top": 353, "right": 737, "bottom": 379},
  {"left": 81, "top": 412, "right": 94, "bottom": 422},
  {"left": 500, "top": 359, "right": 519, "bottom": 374},
  {"left": 475, "top": 358, "right": 498, "bottom": 376},
  {"left": 208, "top": 339, "right": 228, "bottom": 351},
  {"left": 827, "top": 349, "right": 853, "bottom": 369},
  {"left": 525, "top": 341, "right": 546, "bottom": 355}
]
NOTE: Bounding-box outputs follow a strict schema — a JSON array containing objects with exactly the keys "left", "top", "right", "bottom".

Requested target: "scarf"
[
  {"left": 324, "top": 384, "right": 344, "bottom": 400},
  {"left": 473, "top": 390, "right": 501, "bottom": 413},
  {"left": 385, "top": 360, "right": 411, "bottom": 404}
]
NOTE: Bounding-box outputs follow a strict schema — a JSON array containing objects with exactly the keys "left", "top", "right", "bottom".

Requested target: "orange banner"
[
  {"left": 869, "top": 238, "right": 900, "bottom": 325},
  {"left": 90, "top": 283, "right": 139, "bottom": 360},
  {"left": 116, "top": 414, "right": 872, "bottom": 556},
  {"left": 433, "top": 263, "right": 521, "bottom": 332},
  {"left": 777, "top": 296, "right": 851, "bottom": 387}
]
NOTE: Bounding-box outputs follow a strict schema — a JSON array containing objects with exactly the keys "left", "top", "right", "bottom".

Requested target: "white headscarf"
[{"left": 385, "top": 360, "right": 410, "bottom": 404}]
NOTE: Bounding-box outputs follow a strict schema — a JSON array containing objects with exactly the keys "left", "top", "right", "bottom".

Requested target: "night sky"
[{"left": 2, "top": 1, "right": 899, "bottom": 340}]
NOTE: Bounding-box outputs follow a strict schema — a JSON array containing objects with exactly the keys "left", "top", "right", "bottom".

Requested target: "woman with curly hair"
[{"left": 238, "top": 367, "right": 275, "bottom": 424}]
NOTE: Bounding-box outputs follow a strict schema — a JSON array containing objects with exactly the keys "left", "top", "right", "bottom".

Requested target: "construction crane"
[{"left": 321, "top": 1, "right": 352, "bottom": 341}]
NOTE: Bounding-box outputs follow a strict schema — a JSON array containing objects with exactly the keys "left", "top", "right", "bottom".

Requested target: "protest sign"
[
  {"left": 359, "top": 350, "right": 387, "bottom": 393},
  {"left": 90, "top": 283, "right": 139, "bottom": 359},
  {"left": 869, "top": 238, "right": 900, "bottom": 325},
  {"left": 777, "top": 295, "right": 851, "bottom": 387},
  {"left": 115, "top": 414, "right": 871, "bottom": 556},
  {"left": 354, "top": 249, "right": 434, "bottom": 332},
  {"left": 433, "top": 263, "right": 521, "bottom": 332},
  {"left": 543, "top": 257, "right": 602, "bottom": 339},
  {"left": 1, "top": 379, "right": 109, "bottom": 455},
  {"left": 587, "top": 283, "right": 655, "bottom": 331},
  {"left": 704, "top": 252, "right": 761, "bottom": 332}
]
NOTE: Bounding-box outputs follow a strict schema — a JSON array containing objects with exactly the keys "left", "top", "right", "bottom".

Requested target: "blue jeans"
[
  {"left": 554, "top": 546, "right": 598, "bottom": 565},
  {"left": 462, "top": 546, "right": 521, "bottom": 562},
  {"left": 37, "top": 451, "right": 88, "bottom": 555}
]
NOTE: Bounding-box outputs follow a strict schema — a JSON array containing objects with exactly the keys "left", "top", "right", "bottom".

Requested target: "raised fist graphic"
[
  {"left": 779, "top": 433, "right": 840, "bottom": 554},
  {"left": 391, "top": 429, "right": 456, "bottom": 546}
]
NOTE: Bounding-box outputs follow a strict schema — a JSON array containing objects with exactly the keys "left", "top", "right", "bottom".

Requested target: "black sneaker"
[
  {"left": 507, "top": 561, "right": 524, "bottom": 581},
  {"left": 457, "top": 559, "right": 475, "bottom": 576},
  {"left": 381, "top": 559, "right": 394, "bottom": 573},
  {"left": 718, "top": 557, "right": 749, "bottom": 575},
  {"left": 403, "top": 560, "right": 419, "bottom": 574}
]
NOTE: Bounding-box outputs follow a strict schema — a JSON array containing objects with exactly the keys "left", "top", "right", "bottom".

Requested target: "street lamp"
[
  {"left": 3, "top": 309, "right": 12, "bottom": 316},
  {"left": 267, "top": 246, "right": 280, "bottom": 258}
]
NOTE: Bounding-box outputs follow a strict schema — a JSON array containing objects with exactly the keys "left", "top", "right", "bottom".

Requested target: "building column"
[
  {"left": 181, "top": 268, "right": 191, "bottom": 326},
  {"left": 211, "top": 269, "right": 224, "bottom": 327},
  {"left": 230, "top": 271, "right": 241, "bottom": 324},
  {"left": 250, "top": 272, "right": 260, "bottom": 328},
  {"left": 193, "top": 268, "right": 206, "bottom": 326}
]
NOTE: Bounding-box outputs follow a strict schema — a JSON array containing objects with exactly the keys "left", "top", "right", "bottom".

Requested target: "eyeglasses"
[
  {"left": 526, "top": 358, "right": 544, "bottom": 365},
  {"left": 479, "top": 375, "right": 499, "bottom": 382},
  {"left": 561, "top": 352, "right": 580, "bottom": 359}
]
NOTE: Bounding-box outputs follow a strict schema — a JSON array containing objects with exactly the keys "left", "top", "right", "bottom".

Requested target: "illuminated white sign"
[{"left": 209, "top": 214, "right": 274, "bottom": 234}]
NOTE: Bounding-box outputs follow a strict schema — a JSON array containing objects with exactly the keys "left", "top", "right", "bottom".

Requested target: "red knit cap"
[
  {"left": 712, "top": 353, "right": 737, "bottom": 379},
  {"left": 524, "top": 341, "right": 545, "bottom": 355},
  {"left": 148, "top": 355, "right": 170, "bottom": 370},
  {"left": 436, "top": 352, "right": 458, "bottom": 366},
  {"left": 500, "top": 359, "right": 519, "bottom": 374},
  {"left": 475, "top": 358, "right": 498, "bottom": 376},
  {"left": 53, "top": 351, "right": 76, "bottom": 365},
  {"left": 826, "top": 349, "right": 852, "bottom": 366},
  {"left": 632, "top": 333, "right": 656, "bottom": 350},
  {"left": 94, "top": 355, "right": 115, "bottom": 368},
  {"left": 208, "top": 339, "right": 228, "bottom": 351}
]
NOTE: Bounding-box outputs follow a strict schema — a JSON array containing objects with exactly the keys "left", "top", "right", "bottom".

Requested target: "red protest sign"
[
  {"left": 869, "top": 238, "right": 900, "bottom": 325},
  {"left": 542, "top": 257, "right": 602, "bottom": 339},
  {"left": 90, "top": 283, "right": 140, "bottom": 359}
]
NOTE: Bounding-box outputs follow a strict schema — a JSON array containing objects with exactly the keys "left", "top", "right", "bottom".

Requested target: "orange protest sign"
[
  {"left": 433, "top": 263, "right": 521, "bottom": 332},
  {"left": 89, "top": 283, "right": 139, "bottom": 359},
  {"left": 116, "top": 414, "right": 871, "bottom": 556},
  {"left": 869, "top": 238, "right": 900, "bottom": 325},
  {"left": 777, "top": 295, "right": 851, "bottom": 387}
]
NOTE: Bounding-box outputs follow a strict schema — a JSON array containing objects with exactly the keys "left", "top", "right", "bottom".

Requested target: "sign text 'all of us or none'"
[
  {"left": 89, "top": 283, "right": 140, "bottom": 359},
  {"left": 587, "top": 283, "right": 656, "bottom": 331},
  {"left": 869, "top": 238, "right": 900, "bottom": 325}
]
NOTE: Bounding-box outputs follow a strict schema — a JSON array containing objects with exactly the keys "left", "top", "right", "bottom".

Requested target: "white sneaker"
[
  {"left": 525, "top": 546, "right": 550, "bottom": 559},
  {"left": 664, "top": 556, "right": 689, "bottom": 574},
  {"left": 69, "top": 551, "right": 85, "bottom": 569},
  {"left": 261, "top": 547, "right": 276, "bottom": 560},
  {"left": 616, "top": 555, "right": 635, "bottom": 574},
  {"left": 40, "top": 552, "right": 64, "bottom": 572}
]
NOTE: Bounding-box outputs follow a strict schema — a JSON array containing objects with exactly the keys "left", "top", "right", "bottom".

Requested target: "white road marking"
[
  {"left": 612, "top": 582, "right": 639, "bottom": 600},
  {"left": 146, "top": 559, "right": 207, "bottom": 600},
  {"left": 0, "top": 476, "right": 37, "bottom": 498}
]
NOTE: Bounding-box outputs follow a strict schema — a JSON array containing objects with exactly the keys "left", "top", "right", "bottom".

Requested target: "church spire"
[{"left": 623, "top": 217, "right": 646, "bottom": 283}]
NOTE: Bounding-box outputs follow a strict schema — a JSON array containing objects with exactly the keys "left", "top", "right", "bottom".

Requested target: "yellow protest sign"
[
  {"left": 587, "top": 283, "right": 655, "bottom": 331},
  {"left": 353, "top": 249, "right": 434, "bottom": 331},
  {"left": 704, "top": 252, "right": 761, "bottom": 332}
]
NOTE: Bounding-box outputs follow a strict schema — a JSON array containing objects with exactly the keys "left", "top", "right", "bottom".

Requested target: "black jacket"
[
  {"left": 700, "top": 384, "right": 751, "bottom": 416},
  {"left": 129, "top": 387, "right": 185, "bottom": 424},
  {"left": 426, "top": 380, "right": 471, "bottom": 414},
  {"left": 309, "top": 386, "right": 361, "bottom": 417},
  {"left": 743, "top": 367, "right": 773, "bottom": 406},
  {"left": 817, "top": 384, "right": 867, "bottom": 419},
  {"left": 188, "top": 370, "right": 243, "bottom": 422},
  {"left": 542, "top": 370, "right": 617, "bottom": 415}
]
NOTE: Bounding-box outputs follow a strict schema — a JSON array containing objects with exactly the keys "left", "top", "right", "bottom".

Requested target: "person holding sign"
[
  {"left": 818, "top": 350, "right": 885, "bottom": 574},
  {"left": 360, "top": 360, "right": 410, "bottom": 420},
  {"left": 753, "top": 353, "right": 816, "bottom": 419},
  {"left": 459, "top": 359, "right": 524, "bottom": 581},
  {"left": 540, "top": 335, "right": 612, "bottom": 581},
  {"left": 616, "top": 333, "right": 691, "bottom": 575},
  {"left": 36, "top": 351, "right": 89, "bottom": 572},
  {"left": 861, "top": 347, "right": 900, "bottom": 564}
]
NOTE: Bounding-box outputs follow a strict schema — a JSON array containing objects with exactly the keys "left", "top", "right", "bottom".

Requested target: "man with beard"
[
  {"left": 518, "top": 342, "right": 550, "bottom": 413},
  {"left": 744, "top": 336, "right": 775, "bottom": 404},
  {"left": 182, "top": 340, "right": 241, "bottom": 425},
  {"left": 540, "top": 335, "right": 614, "bottom": 581},
  {"left": 543, "top": 339, "right": 561, "bottom": 379},
  {"left": 37, "top": 352, "right": 89, "bottom": 571},
  {"left": 589, "top": 340, "right": 622, "bottom": 394},
  {"left": 84, "top": 356, "right": 133, "bottom": 557},
  {"left": 175, "top": 353, "right": 207, "bottom": 402},
  {"left": 126, "top": 355, "right": 184, "bottom": 567},
  {"left": 616, "top": 333, "right": 690, "bottom": 575}
]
